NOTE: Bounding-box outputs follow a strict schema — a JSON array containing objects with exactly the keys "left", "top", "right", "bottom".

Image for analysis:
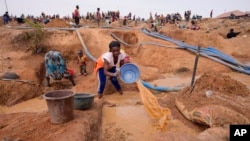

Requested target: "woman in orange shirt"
[{"left": 94, "top": 41, "right": 126, "bottom": 99}]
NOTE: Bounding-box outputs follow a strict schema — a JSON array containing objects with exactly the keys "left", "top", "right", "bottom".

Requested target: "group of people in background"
[
  {"left": 72, "top": 5, "right": 143, "bottom": 27},
  {"left": 1, "top": 4, "right": 139, "bottom": 27},
  {"left": 1, "top": 5, "right": 203, "bottom": 28},
  {"left": 2, "top": 6, "right": 242, "bottom": 39},
  {"left": 148, "top": 10, "right": 205, "bottom": 32}
]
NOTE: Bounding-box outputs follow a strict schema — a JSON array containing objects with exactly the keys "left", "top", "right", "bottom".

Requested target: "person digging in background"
[
  {"left": 94, "top": 41, "right": 127, "bottom": 99},
  {"left": 77, "top": 49, "right": 88, "bottom": 76},
  {"left": 45, "top": 51, "right": 75, "bottom": 87},
  {"left": 227, "top": 28, "right": 241, "bottom": 39}
]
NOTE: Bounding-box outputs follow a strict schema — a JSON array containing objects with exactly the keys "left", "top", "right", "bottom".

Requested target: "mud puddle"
[
  {"left": 150, "top": 74, "right": 201, "bottom": 88},
  {"left": 149, "top": 72, "right": 250, "bottom": 90},
  {"left": 101, "top": 91, "right": 156, "bottom": 141},
  {"left": 102, "top": 105, "right": 155, "bottom": 141}
]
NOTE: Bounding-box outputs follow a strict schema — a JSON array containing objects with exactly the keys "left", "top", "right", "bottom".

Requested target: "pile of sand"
[
  {"left": 111, "top": 30, "right": 139, "bottom": 45},
  {"left": 176, "top": 71, "right": 250, "bottom": 108},
  {"left": 176, "top": 71, "right": 250, "bottom": 127},
  {"left": 188, "top": 71, "right": 249, "bottom": 97},
  {"left": 110, "top": 21, "right": 121, "bottom": 27},
  {"left": 45, "top": 19, "right": 70, "bottom": 28}
]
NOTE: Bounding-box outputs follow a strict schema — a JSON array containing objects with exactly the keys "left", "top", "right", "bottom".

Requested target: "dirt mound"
[
  {"left": 229, "top": 37, "right": 250, "bottom": 58},
  {"left": 124, "top": 32, "right": 138, "bottom": 44},
  {"left": 159, "top": 27, "right": 229, "bottom": 50},
  {"left": 176, "top": 71, "right": 250, "bottom": 127},
  {"left": 176, "top": 71, "right": 250, "bottom": 110},
  {"left": 45, "top": 19, "right": 70, "bottom": 28},
  {"left": 110, "top": 21, "right": 121, "bottom": 27},
  {"left": 186, "top": 71, "right": 249, "bottom": 97},
  {"left": 111, "top": 30, "right": 139, "bottom": 45},
  {"left": 79, "top": 19, "right": 101, "bottom": 26},
  {"left": 0, "top": 81, "right": 42, "bottom": 106},
  {"left": 196, "top": 127, "right": 229, "bottom": 141}
]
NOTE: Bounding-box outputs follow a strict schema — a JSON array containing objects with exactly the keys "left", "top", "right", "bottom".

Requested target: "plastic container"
[
  {"left": 205, "top": 90, "right": 213, "bottom": 98},
  {"left": 68, "top": 69, "right": 74, "bottom": 76},
  {"left": 74, "top": 93, "right": 95, "bottom": 110},
  {"left": 43, "top": 89, "right": 75, "bottom": 124},
  {"left": 120, "top": 63, "right": 140, "bottom": 84}
]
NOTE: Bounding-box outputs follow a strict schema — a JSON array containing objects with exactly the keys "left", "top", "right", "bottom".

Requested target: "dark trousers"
[
  {"left": 97, "top": 67, "right": 121, "bottom": 95},
  {"left": 75, "top": 17, "right": 79, "bottom": 25}
]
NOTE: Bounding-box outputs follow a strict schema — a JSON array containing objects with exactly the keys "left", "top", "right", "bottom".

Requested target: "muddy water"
[
  {"left": 102, "top": 105, "right": 155, "bottom": 141},
  {"left": 0, "top": 97, "right": 47, "bottom": 114},
  {"left": 101, "top": 92, "right": 155, "bottom": 141},
  {"left": 150, "top": 71, "right": 250, "bottom": 90},
  {"left": 150, "top": 74, "right": 200, "bottom": 88},
  {"left": 101, "top": 90, "right": 198, "bottom": 141}
]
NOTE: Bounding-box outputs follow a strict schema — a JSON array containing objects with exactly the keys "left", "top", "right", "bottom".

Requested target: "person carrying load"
[{"left": 45, "top": 51, "right": 75, "bottom": 87}]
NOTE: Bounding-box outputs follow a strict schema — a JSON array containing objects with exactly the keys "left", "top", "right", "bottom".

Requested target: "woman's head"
[{"left": 109, "top": 41, "right": 121, "bottom": 57}]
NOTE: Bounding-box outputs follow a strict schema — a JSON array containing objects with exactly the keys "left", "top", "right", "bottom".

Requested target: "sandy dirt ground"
[{"left": 0, "top": 18, "right": 250, "bottom": 141}]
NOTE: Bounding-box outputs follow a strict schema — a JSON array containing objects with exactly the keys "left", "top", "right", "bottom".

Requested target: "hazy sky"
[{"left": 1, "top": 0, "right": 249, "bottom": 18}]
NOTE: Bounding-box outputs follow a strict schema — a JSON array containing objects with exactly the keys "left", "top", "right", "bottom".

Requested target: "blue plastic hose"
[{"left": 141, "top": 28, "right": 250, "bottom": 75}]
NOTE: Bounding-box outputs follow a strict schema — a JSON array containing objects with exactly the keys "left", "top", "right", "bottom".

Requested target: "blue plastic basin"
[{"left": 120, "top": 63, "right": 140, "bottom": 84}]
